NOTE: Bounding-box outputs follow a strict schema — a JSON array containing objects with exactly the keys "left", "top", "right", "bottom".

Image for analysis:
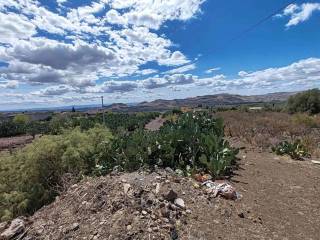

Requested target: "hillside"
[{"left": 104, "top": 92, "right": 296, "bottom": 112}]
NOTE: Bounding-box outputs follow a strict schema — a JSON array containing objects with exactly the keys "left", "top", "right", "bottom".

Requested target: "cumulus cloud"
[
  {"left": 29, "top": 71, "right": 64, "bottom": 84},
  {"left": 195, "top": 74, "right": 226, "bottom": 86},
  {"left": 158, "top": 51, "right": 190, "bottom": 66},
  {"left": 0, "top": 12, "right": 36, "bottom": 43},
  {"left": 232, "top": 58, "right": 320, "bottom": 87},
  {"left": 106, "top": 9, "right": 127, "bottom": 25},
  {"left": 85, "top": 81, "right": 138, "bottom": 93},
  {"left": 110, "top": 0, "right": 205, "bottom": 29},
  {"left": 197, "top": 58, "right": 320, "bottom": 90},
  {"left": 10, "top": 40, "right": 118, "bottom": 70},
  {"left": 142, "top": 74, "right": 196, "bottom": 89},
  {"left": 34, "top": 85, "right": 75, "bottom": 96},
  {"left": 277, "top": 3, "right": 320, "bottom": 27},
  {"left": 0, "top": 0, "right": 200, "bottom": 94}
]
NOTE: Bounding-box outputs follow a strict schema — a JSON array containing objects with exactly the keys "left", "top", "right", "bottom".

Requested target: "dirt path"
[
  {"left": 145, "top": 116, "right": 166, "bottom": 131},
  {"left": 183, "top": 146, "right": 320, "bottom": 240},
  {"left": 0, "top": 135, "right": 35, "bottom": 152}
]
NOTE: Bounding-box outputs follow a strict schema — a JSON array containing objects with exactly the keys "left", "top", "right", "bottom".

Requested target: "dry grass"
[{"left": 217, "top": 111, "right": 320, "bottom": 157}]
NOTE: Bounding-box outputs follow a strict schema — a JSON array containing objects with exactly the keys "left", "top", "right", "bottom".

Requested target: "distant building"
[{"left": 248, "top": 107, "right": 263, "bottom": 111}]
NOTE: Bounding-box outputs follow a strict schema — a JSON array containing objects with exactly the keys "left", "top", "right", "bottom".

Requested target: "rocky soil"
[{"left": 1, "top": 144, "right": 320, "bottom": 240}]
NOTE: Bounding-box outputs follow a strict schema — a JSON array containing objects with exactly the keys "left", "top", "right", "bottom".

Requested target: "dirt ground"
[
  {"left": 145, "top": 116, "right": 166, "bottom": 131},
  {"left": 0, "top": 135, "right": 35, "bottom": 152},
  {"left": 7, "top": 141, "right": 320, "bottom": 240},
  {"left": 184, "top": 142, "right": 320, "bottom": 240}
]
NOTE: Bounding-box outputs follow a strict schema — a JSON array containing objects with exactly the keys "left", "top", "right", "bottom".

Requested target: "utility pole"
[{"left": 101, "top": 96, "right": 105, "bottom": 126}]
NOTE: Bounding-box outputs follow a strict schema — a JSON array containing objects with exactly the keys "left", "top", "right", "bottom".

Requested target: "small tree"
[
  {"left": 13, "top": 114, "right": 30, "bottom": 125},
  {"left": 287, "top": 89, "right": 320, "bottom": 115}
]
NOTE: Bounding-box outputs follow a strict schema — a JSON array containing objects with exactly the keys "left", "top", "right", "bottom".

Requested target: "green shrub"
[
  {"left": 200, "top": 134, "right": 238, "bottom": 178},
  {"left": 13, "top": 114, "right": 30, "bottom": 125},
  {"left": 272, "top": 140, "right": 310, "bottom": 160},
  {"left": 0, "top": 120, "right": 25, "bottom": 137},
  {"left": 287, "top": 89, "right": 320, "bottom": 114},
  {"left": 103, "top": 112, "right": 238, "bottom": 178},
  {"left": 0, "top": 125, "right": 113, "bottom": 221}
]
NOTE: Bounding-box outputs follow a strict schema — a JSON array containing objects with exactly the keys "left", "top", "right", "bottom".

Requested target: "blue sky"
[{"left": 0, "top": 0, "right": 320, "bottom": 110}]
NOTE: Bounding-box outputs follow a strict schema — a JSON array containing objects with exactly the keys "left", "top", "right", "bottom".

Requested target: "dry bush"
[{"left": 217, "top": 111, "right": 320, "bottom": 157}]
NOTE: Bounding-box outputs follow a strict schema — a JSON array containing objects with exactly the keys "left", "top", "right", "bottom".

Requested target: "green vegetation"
[
  {"left": 272, "top": 140, "right": 310, "bottom": 160},
  {"left": 0, "top": 120, "right": 27, "bottom": 137},
  {"left": 103, "top": 112, "right": 238, "bottom": 176},
  {"left": 0, "top": 112, "right": 159, "bottom": 138},
  {"left": 13, "top": 114, "right": 30, "bottom": 125},
  {"left": 0, "top": 111, "right": 238, "bottom": 221},
  {"left": 0, "top": 125, "right": 113, "bottom": 221},
  {"left": 287, "top": 89, "right": 320, "bottom": 114},
  {"left": 200, "top": 135, "right": 237, "bottom": 178}
]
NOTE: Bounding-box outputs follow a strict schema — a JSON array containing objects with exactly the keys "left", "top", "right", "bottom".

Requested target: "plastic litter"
[
  {"left": 311, "top": 160, "right": 320, "bottom": 165},
  {"left": 202, "top": 180, "right": 241, "bottom": 200}
]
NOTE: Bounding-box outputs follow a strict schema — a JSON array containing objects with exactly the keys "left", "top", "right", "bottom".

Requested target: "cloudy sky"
[{"left": 0, "top": 0, "right": 319, "bottom": 110}]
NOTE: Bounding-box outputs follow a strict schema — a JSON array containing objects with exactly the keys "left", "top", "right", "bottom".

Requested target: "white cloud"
[
  {"left": 238, "top": 71, "right": 249, "bottom": 77},
  {"left": 142, "top": 74, "right": 196, "bottom": 89},
  {"left": 2, "top": 57, "right": 320, "bottom": 107},
  {"left": 0, "top": 12, "right": 36, "bottom": 44},
  {"left": 233, "top": 58, "right": 320, "bottom": 87},
  {"left": 164, "top": 63, "right": 196, "bottom": 74},
  {"left": 158, "top": 51, "right": 190, "bottom": 66},
  {"left": 57, "top": 0, "right": 68, "bottom": 3},
  {"left": 198, "top": 58, "right": 320, "bottom": 90},
  {"left": 106, "top": 9, "right": 127, "bottom": 25},
  {"left": 0, "top": 80, "right": 19, "bottom": 89},
  {"left": 195, "top": 74, "right": 226, "bottom": 86},
  {"left": 205, "top": 67, "right": 221, "bottom": 74},
  {"left": 110, "top": 0, "right": 205, "bottom": 29},
  {"left": 136, "top": 69, "right": 158, "bottom": 76},
  {"left": 34, "top": 85, "right": 75, "bottom": 96},
  {"left": 9, "top": 39, "right": 118, "bottom": 70},
  {"left": 85, "top": 80, "right": 138, "bottom": 93},
  {"left": 277, "top": 3, "right": 320, "bottom": 27},
  {"left": 0, "top": 0, "right": 198, "bottom": 92}
]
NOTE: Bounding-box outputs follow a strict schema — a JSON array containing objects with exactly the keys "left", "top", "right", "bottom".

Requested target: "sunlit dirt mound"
[{"left": 20, "top": 169, "right": 243, "bottom": 240}]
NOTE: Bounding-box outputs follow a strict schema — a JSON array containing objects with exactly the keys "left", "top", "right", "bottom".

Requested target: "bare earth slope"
[
  {"left": 21, "top": 145, "right": 320, "bottom": 240},
  {"left": 187, "top": 145, "right": 320, "bottom": 239}
]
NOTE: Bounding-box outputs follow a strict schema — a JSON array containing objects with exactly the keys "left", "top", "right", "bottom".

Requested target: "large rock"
[
  {"left": 174, "top": 198, "right": 186, "bottom": 209},
  {"left": 0, "top": 218, "right": 25, "bottom": 239}
]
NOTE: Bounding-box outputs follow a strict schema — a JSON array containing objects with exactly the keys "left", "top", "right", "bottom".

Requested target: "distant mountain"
[{"left": 103, "top": 91, "right": 296, "bottom": 112}]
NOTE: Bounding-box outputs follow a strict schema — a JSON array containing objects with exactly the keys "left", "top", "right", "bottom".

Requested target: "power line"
[{"left": 206, "top": 0, "right": 299, "bottom": 55}]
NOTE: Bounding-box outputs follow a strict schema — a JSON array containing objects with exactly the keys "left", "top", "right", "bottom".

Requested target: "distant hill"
[
  {"left": 103, "top": 91, "right": 296, "bottom": 112},
  {"left": 1, "top": 91, "right": 297, "bottom": 114}
]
